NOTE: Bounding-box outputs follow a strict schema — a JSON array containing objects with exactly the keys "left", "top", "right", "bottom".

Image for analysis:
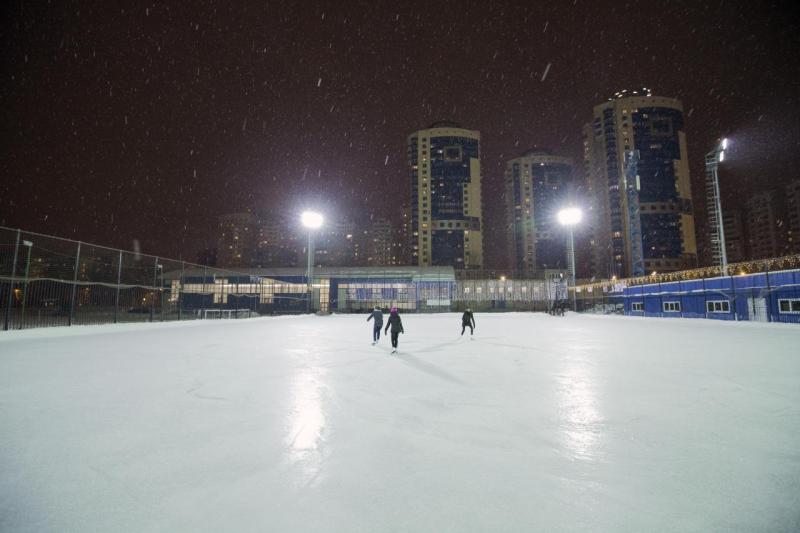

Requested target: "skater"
[
  {"left": 384, "top": 306, "right": 404, "bottom": 353},
  {"left": 367, "top": 306, "right": 383, "bottom": 344},
  {"left": 461, "top": 307, "right": 476, "bottom": 337}
]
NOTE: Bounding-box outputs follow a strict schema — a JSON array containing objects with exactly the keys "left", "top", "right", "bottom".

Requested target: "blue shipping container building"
[{"left": 620, "top": 269, "right": 800, "bottom": 324}]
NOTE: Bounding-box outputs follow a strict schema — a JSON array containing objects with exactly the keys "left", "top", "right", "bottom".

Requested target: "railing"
[
  {"left": 572, "top": 258, "right": 800, "bottom": 324},
  {"left": 1, "top": 226, "right": 569, "bottom": 331},
  {"left": 0, "top": 226, "right": 270, "bottom": 331}
]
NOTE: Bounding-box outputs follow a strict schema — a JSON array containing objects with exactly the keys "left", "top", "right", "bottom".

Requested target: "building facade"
[
  {"left": 217, "top": 212, "right": 259, "bottom": 267},
  {"left": 504, "top": 149, "right": 573, "bottom": 272},
  {"left": 394, "top": 204, "right": 411, "bottom": 265},
  {"left": 313, "top": 220, "right": 356, "bottom": 267},
  {"left": 217, "top": 212, "right": 360, "bottom": 268},
  {"left": 745, "top": 192, "right": 783, "bottom": 260},
  {"left": 583, "top": 89, "right": 697, "bottom": 278},
  {"left": 787, "top": 180, "right": 800, "bottom": 254},
  {"left": 353, "top": 217, "right": 395, "bottom": 267},
  {"left": 408, "top": 122, "right": 483, "bottom": 269},
  {"left": 722, "top": 209, "right": 746, "bottom": 263},
  {"left": 256, "top": 213, "right": 301, "bottom": 268}
]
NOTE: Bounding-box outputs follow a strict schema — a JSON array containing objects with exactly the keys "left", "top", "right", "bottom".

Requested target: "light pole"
[
  {"left": 557, "top": 207, "right": 583, "bottom": 312},
  {"left": 157, "top": 263, "right": 164, "bottom": 321},
  {"left": 301, "top": 211, "right": 323, "bottom": 313},
  {"left": 20, "top": 240, "right": 33, "bottom": 328},
  {"left": 705, "top": 138, "right": 729, "bottom": 275}
]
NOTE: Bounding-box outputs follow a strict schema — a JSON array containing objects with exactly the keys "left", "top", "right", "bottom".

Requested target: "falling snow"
[
  {"left": 0, "top": 2, "right": 797, "bottom": 266},
  {"left": 541, "top": 62, "right": 552, "bottom": 82}
]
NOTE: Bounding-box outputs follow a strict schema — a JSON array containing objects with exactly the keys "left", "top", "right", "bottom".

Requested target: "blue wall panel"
[{"left": 620, "top": 269, "right": 800, "bottom": 324}]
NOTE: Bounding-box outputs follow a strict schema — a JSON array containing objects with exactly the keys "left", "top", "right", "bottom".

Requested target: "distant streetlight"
[
  {"left": 705, "top": 138, "right": 729, "bottom": 275},
  {"left": 301, "top": 211, "right": 323, "bottom": 313},
  {"left": 557, "top": 207, "right": 582, "bottom": 311}
]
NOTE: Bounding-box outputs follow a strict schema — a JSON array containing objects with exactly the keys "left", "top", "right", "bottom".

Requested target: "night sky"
[{"left": 3, "top": 1, "right": 799, "bottom": 268}]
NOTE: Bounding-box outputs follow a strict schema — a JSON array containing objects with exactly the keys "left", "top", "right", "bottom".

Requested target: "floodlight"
[
  {"left": 557, "top": 207, "right": 583, "bottom": 226},
  {"left": 301, "top": 211, "right": 323, "bottom": 229}
]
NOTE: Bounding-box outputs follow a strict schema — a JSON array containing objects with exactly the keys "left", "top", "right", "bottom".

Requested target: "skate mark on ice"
[
  {"left": 709, "top": 371, "right": 798, "bottom": 401},
  {"left": 475, "top": 338, "right": 550, "bottom": 354},
  {"left": 394, "top": 353, "right": 464, "bottom": 384},
  {"left": 186, "top": 385, "right": 229, "bottom": 401},
  {"left": 88, "top": 465, "right": 160, "bottom": 514},
  {"left": 315, "top": 356, "right": 377, "bottom": 369},
  {"left": 412, "top": 336, "right": 463, "bottom": 354}
]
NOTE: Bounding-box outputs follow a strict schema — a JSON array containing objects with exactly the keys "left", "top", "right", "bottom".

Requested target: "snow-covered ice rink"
[{"left": 1, "top": 313, "right": 799, "bottom": 532}]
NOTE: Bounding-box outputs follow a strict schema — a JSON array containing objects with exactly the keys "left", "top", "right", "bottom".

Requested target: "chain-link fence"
[
  {"left": 0, "top": 227, "right": 265, "bottom": 330},
  {"left": 1, "top": 227, "right": 569, "bottom": 331},
  {"left": 10, "top": 225, "right": 796, "bottom": 330}
]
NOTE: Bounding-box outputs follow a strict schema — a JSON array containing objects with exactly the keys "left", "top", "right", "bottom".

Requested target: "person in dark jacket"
[
  {"left": 367, "top": 306, "right": 383, "bottom": 344},
  {"left": 384, "top": 306, "right": 404, "bottom": 353},
  {"left": 461, "top": 308, "right": 476, "bottom": 337}
]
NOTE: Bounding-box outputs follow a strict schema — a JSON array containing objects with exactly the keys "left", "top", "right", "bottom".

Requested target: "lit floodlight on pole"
[
  {"left": 301, "top": 211, "right": 323, "bottom": 313},
  {"left": 705, "top": 138, "right": 729, "bottom": 275},
  {"left": 557, "top": 207, "right": 583, "bottom": 226},
  {"left": 301, "top": 211, "right": 323, "bottom": 229},
  {"left": 557, "top": 207, "right": 582, "bottom": 312}
]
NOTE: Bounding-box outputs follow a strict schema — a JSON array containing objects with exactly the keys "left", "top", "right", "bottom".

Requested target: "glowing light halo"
[
  {"left": 557, "top": 207, "right": 583, "bottom": 226},
  {"left": 301, "top": 211, "right": 323, "bottom": 229}
]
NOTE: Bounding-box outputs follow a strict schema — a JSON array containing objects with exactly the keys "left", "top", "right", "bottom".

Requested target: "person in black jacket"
[
  {"left": 384, "top": 306, "right": 404, "bottom": 353},
  {"left": 367, "top": 306, "right": 383, "bottom": 345},
  {"left": 461, "top": 307, "right": 476, "bottom": 337}
]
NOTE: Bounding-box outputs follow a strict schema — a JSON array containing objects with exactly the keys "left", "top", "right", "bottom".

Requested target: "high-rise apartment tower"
[
  {"left": 504, "top": 149, "right": 573, "bottom": 271},
  {"left": 407, "top": 122, "right": 483, "bottom": 269},
  {"left": 583, "top": 89, "right": 697, "bottom": 278}
]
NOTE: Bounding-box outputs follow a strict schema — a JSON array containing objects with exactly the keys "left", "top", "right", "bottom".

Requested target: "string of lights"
[{"left": 574, "top": 254, "right": 800, "bottom": 293}]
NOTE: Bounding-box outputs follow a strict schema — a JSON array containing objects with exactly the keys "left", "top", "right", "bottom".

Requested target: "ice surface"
[{"left": 1, "top": 313, "right": 799, "bottom": 532}]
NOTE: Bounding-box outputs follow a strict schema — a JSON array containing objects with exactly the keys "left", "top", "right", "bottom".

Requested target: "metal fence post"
[
  {"left": 20, "top": 240, "right": 33, "bottom": 329},
  {"left": 765, "top": 267, "right": 772, "bottom": 323},
  {"left": 702, "top": 276, "right": 707, "bottom": 319},
  {"left": 159, "top": 262, "right": 164, "bottom": 322},
  {"left": 114, "top": 250, "right": 122, "bottom": 324},
  {"left": 179, "top": 260, "right": 184, "bottom": 321},
  {"left": 68, "top": 241, "right": 81, "bottom": 326},
  {"left": 150, "top": 256, "right": 158, "bottom": 322},
  {"left": 3, "top": 229, "right": 21, "bottom": 331},
  {"left": 202, "top": 265, "right": 208, "bottom": 318}
]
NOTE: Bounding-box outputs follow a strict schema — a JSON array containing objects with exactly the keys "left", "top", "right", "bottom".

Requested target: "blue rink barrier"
[{"left": 618, "top": 269, "right": 800, "bottom": 324}]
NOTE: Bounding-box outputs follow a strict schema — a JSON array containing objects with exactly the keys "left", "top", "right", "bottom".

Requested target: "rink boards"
[{"left": 618, "top": 268, "right": 800, "bottom": 323}]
